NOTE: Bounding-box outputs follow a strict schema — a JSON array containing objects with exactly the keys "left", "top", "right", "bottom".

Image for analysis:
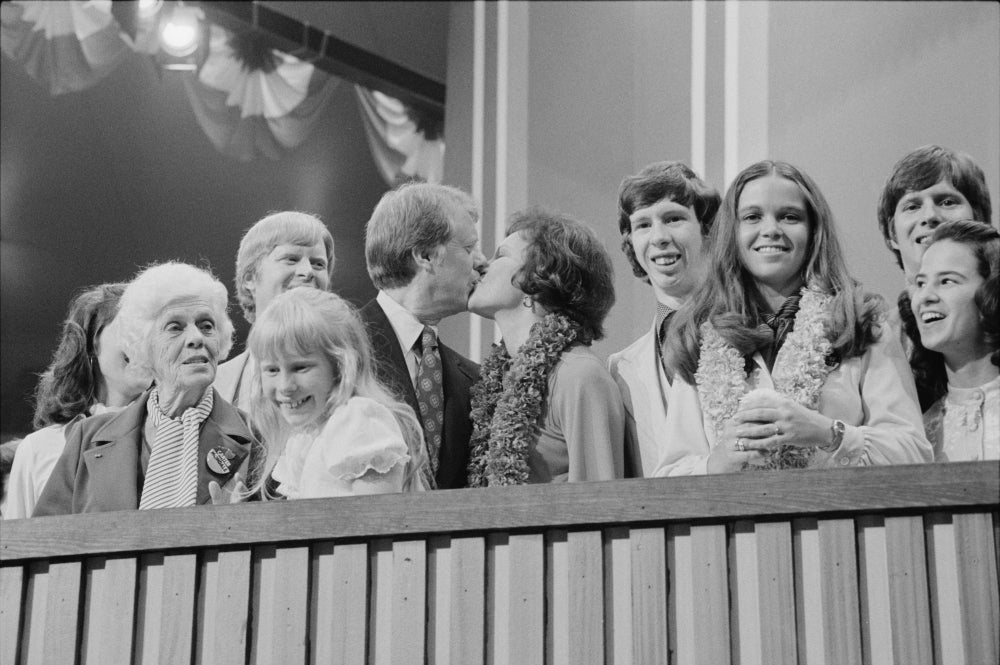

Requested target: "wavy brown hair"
[{"left": 666, "top": 160, "right": 884, "bottom": 384}]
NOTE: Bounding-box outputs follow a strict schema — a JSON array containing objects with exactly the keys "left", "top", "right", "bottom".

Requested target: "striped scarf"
[{"left": 139, "top": 388, "right": 213, "bottom": 509}]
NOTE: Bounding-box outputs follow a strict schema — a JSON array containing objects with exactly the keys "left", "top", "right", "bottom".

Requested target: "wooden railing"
[{"left": 1, "top": 462, "right": 997, "bottom": 665}]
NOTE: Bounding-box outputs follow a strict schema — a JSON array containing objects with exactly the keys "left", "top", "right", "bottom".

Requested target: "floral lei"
[
  {"left": 467, "top": 313, "right": 582, "bottom": 487},
  {"left": 695, "top": 286, "right": 836, "bottom": 469}
]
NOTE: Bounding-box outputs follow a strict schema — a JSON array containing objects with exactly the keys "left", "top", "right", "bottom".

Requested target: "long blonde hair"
[{"left": 245, "top": 287, "right": 427, "bottom": 497}]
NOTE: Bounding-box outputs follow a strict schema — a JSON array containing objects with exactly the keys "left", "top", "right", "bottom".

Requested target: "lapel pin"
[{"left": 206, "top": 446, "right": 233, "bottom": 475}]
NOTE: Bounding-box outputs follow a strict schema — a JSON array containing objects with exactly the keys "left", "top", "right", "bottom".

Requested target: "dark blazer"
[
  {"left": 32, "top": 388, "right": 255, "bottom": 516},
  {"left": 360, "top": 299, "right": 479, "bottom": 489}
]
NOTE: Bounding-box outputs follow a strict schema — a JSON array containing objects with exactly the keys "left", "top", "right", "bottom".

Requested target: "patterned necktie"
[
  {"left": 414, "top": 326, "right": 443, "bottom": 489},
  {"left": 139, "top": 388, "right": 213, "bottom": 510}
]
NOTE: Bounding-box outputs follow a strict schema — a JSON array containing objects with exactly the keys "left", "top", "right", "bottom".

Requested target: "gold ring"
[
  {"left": 736, "top": 438, "right": 746, "bottom": 452},
  {"left": 774, "top": 425, "right": 781, "bottom": 437}
]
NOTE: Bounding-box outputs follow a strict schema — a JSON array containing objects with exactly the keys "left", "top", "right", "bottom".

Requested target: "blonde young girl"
[{"left": 245, "top": 287, "right": 427, "bottom": 498}]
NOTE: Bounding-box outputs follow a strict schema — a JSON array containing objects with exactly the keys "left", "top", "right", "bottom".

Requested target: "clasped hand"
[{"left": 708, "top": 390, "right": 830, "bottom": 473}]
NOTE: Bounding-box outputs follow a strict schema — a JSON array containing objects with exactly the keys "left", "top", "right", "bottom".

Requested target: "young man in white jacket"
[{"left": 608, "top": 162, "right": 720, "bottom": 476}]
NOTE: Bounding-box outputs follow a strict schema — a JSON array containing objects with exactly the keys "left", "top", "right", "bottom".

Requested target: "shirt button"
[{"left": 839, "top": 457, "right": 850, "bottom": 466}]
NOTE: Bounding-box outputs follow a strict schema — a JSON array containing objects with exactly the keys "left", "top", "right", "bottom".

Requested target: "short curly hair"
[
  {"left": 117, "top": 262, "right": 235, "bottom": 375},
  {"left": 234, "top": 211, "right": 335, "bottom": 324},
  {"left": 507, "top": 207, "right": 615, "bottom": 344},
  {"left": 877, "top": 145, "right": 992, "bottom": 271},
  {"left": 616, "top": 161, "right": 720, "bottom": 283},
  {"left": 908, "top": 220, "right": 1000, "bottom": 409}
]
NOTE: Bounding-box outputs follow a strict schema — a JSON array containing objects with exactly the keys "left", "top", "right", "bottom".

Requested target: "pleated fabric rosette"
[
  {"left": 0, "top": 0, "right": 131, "bottom": 95},
  {"left": 180, "top": 24, "right": 340, "bottom": 162}
]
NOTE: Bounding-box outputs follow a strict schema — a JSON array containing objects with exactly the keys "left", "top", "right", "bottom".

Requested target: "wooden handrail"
[{"left": 3, "top": 462, "right": 996, "bottom": 562}]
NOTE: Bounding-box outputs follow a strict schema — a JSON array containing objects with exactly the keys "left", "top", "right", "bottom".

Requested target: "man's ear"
[{"left": 412, "top": 244, "right": 442, "bottom": 271}]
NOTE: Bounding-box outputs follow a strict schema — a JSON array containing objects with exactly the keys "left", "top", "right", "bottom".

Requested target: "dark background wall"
[{"left": 1, "top": 52, "right": 388, "bottom": 439}]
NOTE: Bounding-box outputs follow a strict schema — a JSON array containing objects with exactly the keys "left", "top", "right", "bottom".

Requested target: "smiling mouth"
[
  {"left": 920, "top": 311, "right": 945, "bottom": 324},
  {"left": 182, "top": 356, "right": 210, "bottom": 365},
  {"left": 651, "top": 255, "right": 680, "bottom": 267},
  {"left": 753, "top": 246, "right": 788, "bottom": 254},
  {"left": 279, "top": 396, "right": 313, "bottom": 410}
]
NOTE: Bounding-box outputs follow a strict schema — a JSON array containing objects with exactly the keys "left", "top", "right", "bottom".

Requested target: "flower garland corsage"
[
  {"left": 467, "top": 313, "right": 582, "bottom": 487},
  {"left": 695, "top": 286, "right": 836, "bottom": 469}
]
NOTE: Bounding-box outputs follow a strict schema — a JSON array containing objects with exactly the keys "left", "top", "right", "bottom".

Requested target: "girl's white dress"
[
  {"left": 923, "top": 375, "right": 1000, "bottom": 462},
  {"left": 271, "top": 396, "right": 410, "bottom": 498}
]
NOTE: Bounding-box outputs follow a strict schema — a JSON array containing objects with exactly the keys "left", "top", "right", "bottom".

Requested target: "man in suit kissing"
[{"left": 360, "top": 183, "right": 487, "bottom": 489}]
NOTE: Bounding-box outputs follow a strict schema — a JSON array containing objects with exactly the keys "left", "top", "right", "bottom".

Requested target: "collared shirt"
[{"left": 376, "top": 290, "right": 439, "bottom": 387}]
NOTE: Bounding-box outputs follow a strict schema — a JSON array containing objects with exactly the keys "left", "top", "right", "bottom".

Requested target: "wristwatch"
[{"left": 818, "top": 419, "right": 845, "bottom": 452}]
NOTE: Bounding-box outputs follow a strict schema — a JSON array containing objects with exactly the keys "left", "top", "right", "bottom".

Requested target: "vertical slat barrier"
[
  {"left": 487, "top": 533, "right": 508, "bottom": 665},
  {"left": 24, "top": 560, "right": 83, "bottom": 665},
  {"left": 0, "top": 565, "right": 25, "bottom": 665},
  {"left": 370, "top": 538, "right": 394, "bottom": 665},
  {"left": 547, "top": 529, "right": 566, "bottom": 664},
  {"left": 449, "top": 536, "right": 486, "bottom": 665},
  {"left": 631, "top": 526, "right": 667, "bottom": 665},
  {"left": 795, "top": 518, "right": 861, "bottom": 665},
  {"left": 312, "top": 541, "right": 368, "bottom": 665},
  {"left": 136, "top": 552, "right": 198, "bottom": 665},
  {"left": 508, "top": 533, "right": 544, "bottom": 665},
  {"left": 603, "top": 527, "right": 632, "bottom": 665},
  {"left": 197, "top": 548, "right": 251, "bottom": 665},
  {"left": 885, "top": 516, "right": 933, "bottom": 665},
  {"left": 731, "top": 521, "right": 760, "bottom": 665},
  {"left": 858, "top": 515, "right": 891, "bottom": 665},
  {"left": 672, "top": 524, "right": 728, "bottom": 664},
  {"left": 251, "top": 545, "right": 309, "bottom": 665},
  {"left": 953, "top": 512, "right": 1000, "bottom": 663},
  {"left": 567, "top": 530, "right": 604, "bottom": 665},
  {"left": 858, "top": 515, "right": 934, "bottom": 665},
  {"left": 756, "top": 521, "right": 796, "bottom": 664},
  {"left": 926, "top": 512, "right": 963, "bottom": 665},
  {"left": 390, "top": 539, "right": 427, "bottom": 665},
  {"left": 81, "top": 555, "right": 137, "bottom": 665}
]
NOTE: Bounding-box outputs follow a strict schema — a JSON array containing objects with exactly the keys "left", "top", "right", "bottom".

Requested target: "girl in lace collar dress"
[
  {"left": 911, "top": 220, "right": 1000, "bottom": 461},
  {"left": 245, "top": 287, "right": 428, "bottom": 499}
]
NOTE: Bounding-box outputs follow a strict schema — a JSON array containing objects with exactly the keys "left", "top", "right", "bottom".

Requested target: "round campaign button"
[{"left": 206, "top": 446, "right": 234, "bottom": 475}]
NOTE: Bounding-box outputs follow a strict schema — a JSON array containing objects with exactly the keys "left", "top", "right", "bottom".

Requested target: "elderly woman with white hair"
[
  {"left": 215, "top": 211, "right": 335, "bottom": 411},
  {"left": 33, "top": 262, "right": 258, "bottom": 516}
]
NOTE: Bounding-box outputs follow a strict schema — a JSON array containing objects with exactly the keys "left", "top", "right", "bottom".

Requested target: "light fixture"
[
  {"left": 137, "top": 0, "right": 164, "bottom": 20},
  {"left": 160, "top": 3, "right": 202, "bottom": 58}
]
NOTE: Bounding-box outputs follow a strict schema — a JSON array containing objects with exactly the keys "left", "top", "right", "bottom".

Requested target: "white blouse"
[
  {"left": 924, "top": 376, "right": 1000, "bottom": 462},
  {"left": 653, "top": 325, "right": 932, "bottom": 476},
  {"left": 271, "top": 396, "right": 411, "bottom": 499}
]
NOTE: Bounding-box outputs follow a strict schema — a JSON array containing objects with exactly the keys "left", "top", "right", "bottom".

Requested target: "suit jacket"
[
  {"left": 607, "top": 322, "right": 671, "bottom": 478},
  {"left": 214, "top": 350, "right": 252, "bottom": 412},
  {"left": 33, "top": 388, "right": 255, "bottom": 516},
  {"left": 359, "top": 299, "right": 479, "bottom": 489}
]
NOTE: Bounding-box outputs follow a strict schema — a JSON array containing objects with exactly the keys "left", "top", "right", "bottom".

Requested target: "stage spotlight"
[
  {"left": 137, "top": 0, "right": 163, "bottom": 19},
  {"left": 160, "top": 4, "right": 202, "bottom": 57}
]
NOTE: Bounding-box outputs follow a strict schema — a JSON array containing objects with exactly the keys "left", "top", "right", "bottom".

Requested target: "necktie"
[
  {"left": 654, "top": 304, "right": 675, "bottom": 379},
  {"left": 414, "top": 326, "right": 443, "bottom": 490},
  {"left": 139, "top": 388, "right": 213, "bottom": 509}
]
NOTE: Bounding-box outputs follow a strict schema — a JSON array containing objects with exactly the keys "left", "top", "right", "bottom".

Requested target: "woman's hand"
[
  {"left": 708, "top": 419, "right": 769, "bottom": 473},
  {"left": 208, "top": 473, "right": 248, "bottom": 504},
  {"left": 730, "top": 390, "right": 831, "bottom": 452}
]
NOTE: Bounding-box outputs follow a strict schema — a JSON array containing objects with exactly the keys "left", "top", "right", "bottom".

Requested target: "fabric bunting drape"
[
  {"left": 356, "top": 86, "right": 445, "bottom": 185},
  {"left": 0, "top": 0, "right": 131, "bottom": 95},
  {"left": 1, "top": 1, "right": 444, "bottom": 173},
  {"left": 181, "top": 24, "right": 341, "bottom": 162}
]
